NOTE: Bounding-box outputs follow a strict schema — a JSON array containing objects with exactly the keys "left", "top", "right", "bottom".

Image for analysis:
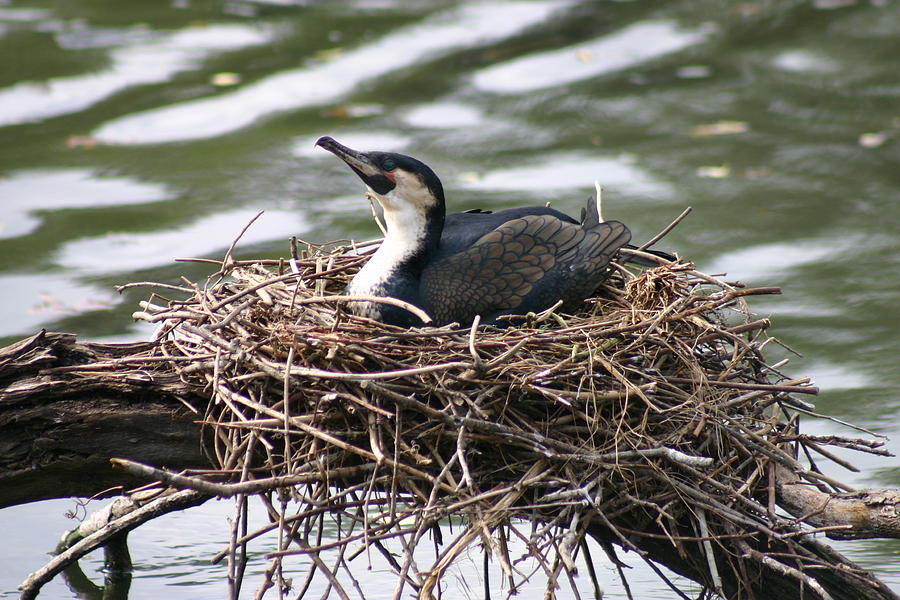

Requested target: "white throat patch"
[{"left": 346, "top": 183, "right": 431, "bottom": 311}]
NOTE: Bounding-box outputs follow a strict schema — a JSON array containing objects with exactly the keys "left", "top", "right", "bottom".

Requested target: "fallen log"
[{"left": 0, "top": 330, "right": 210, "bottom": 509}]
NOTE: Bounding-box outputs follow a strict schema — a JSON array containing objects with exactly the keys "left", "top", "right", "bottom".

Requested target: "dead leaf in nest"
[
  {"left": 625, "top": 264, "right": 690, "bottom": 313},
  {"left": 691, "top": 121, "right": 749, "bottom": 137}
]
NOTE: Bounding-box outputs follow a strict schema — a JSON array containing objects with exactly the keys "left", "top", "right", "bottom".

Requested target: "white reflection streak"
[
  {"left": 0, "top": 169, "right": 169, "bottom": 239},
  {"left": 463, "top": 153, "right": 669, "bottom": 197},
  {"left": 93, "top": 2, "right": 562, "bottom": 145},
  {"left": 472, "top": 20, "right": 707, "bottom": 93},
  {"left": 55, "top": 209, "right": 308, "bottom": 275},
  {"left": 706, "top": 240, "right": 851, "bottom": 283},
  {"left": 0, "top": 25, "right": 271, "bottom": 126}
]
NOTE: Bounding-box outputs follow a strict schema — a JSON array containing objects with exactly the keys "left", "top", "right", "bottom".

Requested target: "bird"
[{"left": 316, "top": 136, "right": 658, "bottom": 328}]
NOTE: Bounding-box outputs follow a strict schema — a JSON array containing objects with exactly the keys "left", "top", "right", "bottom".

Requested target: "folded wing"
[{"left": 421, "top": 210, "right": 631, "bottom": 326}]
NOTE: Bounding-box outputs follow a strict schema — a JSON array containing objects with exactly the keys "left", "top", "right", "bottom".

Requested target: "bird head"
[{"left": 315, "top": 136, "right": 445, "bottom": 218}]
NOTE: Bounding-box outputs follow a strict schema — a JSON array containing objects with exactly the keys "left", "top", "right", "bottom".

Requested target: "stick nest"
[{"left": 131, "top": 238, "right": 880, "bottom": 599}]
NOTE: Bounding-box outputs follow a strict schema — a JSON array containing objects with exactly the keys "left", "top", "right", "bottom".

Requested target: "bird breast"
[{"left": 345, "top": 233, "right": 423, "bottom": 319}]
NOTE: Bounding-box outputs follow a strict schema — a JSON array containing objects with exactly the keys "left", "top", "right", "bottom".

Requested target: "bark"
[
  {"left": 2, "top": 331, "right": 898, "bottom": 599},
  {"left": 587, "top": 519, "right": 899, "bottom": 600},
  {"left": 777, "top": 465, "right": 900, "bottom": 540},
  {"left": 0, "top": 330, "right": 210, "bottom": 508}
]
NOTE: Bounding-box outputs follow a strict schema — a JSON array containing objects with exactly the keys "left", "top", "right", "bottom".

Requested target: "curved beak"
[{"left": 315, "top": 136, "right": 395, "bottom": 194}]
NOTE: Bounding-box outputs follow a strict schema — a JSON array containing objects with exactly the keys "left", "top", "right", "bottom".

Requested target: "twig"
[
  {"left": 110, "top": 458, "right": 374, "bottom": 496},
  {"left": 219, "top": 210, "right": 266, "bottom": 275},
  {"left": 293, "top": 294, "right": 431, "bottom": 324},
  {"left": 665, "top": 377, "right": 819, "bottom": 395},
  {"left": 636, "top": 206, "right": 692, "bottom": 251},
  {"left": 19, "top": 489, "right": 208, "bottom": 599},
  {"left": 696, "top": 508, "right": 723, "bottom": 596}
]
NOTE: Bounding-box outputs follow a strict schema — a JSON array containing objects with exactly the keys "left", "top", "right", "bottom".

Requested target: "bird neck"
[{"left": 378, "top": 201, "right": 443, "bottom": 275}]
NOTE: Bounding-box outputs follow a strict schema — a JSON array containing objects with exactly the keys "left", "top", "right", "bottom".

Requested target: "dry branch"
[{"left": 19, "top": 488, "right": 207, "bottom": 600}]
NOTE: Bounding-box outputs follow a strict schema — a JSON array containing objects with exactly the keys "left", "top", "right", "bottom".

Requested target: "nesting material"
[{"left": 130, "top": 236, "right": 881, "bottom": 599}]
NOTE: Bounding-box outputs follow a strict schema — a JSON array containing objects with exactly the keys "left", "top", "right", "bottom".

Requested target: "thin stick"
[
  {"left": 367, "top": 191, "right": 388, "bottom": 236},
  {"left": 293, "top": 294, "right": 431, "bottom": 324},
  {"left": 636, "top": 206, "right": 692, "bottom": 251},
  {"left": 110, "top": 458, "right": 375, "bottom": 496},
  {"left": 220, "top": 210, "right": 266, "bottom": 273}
]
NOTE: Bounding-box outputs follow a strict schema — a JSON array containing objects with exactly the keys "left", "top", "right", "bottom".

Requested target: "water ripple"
[
  {"left": 93, "top": 1, "right": 564, "bottom": 145},
  {"left": 0, "top": 170, "right": 170, "bottom": 239},
  {"left": 55, "top": 209, "right": 308, "bottom": 275},
  {"left": 460, "top": 152, "right": 670, "bottom": 198},
  {"left": 0, "top": 24, "right": 271, "bottom": 126},
  {"left": 472, "top": 20, "right": 708, "bottom": 93}
]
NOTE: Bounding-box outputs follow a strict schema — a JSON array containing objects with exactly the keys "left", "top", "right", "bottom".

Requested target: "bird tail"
[
  {"left": 582, "top": 197, "right": 676, "bottom": 266},
  {"left": 580, "top": 196, "right": 601, "bottom": 229}
]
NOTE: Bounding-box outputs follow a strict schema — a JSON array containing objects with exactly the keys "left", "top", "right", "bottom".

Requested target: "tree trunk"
[
  {"left": 0, "top": 330, "right": 210, "bottom": 508},
  {"left": 587, "top": 520, "right": 898, "bottom": 600}
]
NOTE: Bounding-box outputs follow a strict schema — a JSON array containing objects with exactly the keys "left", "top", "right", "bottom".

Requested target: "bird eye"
[{"left": 382, "top": 159, "right": 396, "bottom": 171}]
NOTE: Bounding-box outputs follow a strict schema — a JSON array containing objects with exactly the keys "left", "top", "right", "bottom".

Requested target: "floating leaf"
[
  {"left": 676, "top": 64, "right": 711, "bottom": 79},
  {"left": 730, "top": 3, "right": 763, "bottom": 16},
  {"left": 210, "top": 72, "right": 241, "bottom": 86},
  {"left": 697, "top": 165, "right": 731, "bottom": 178},
  {"left": 323, "top": 104, "right": 385, "bottom": 119},
  {"left": 314, "top": 47, "right": 345, "bottom": 62},
  {"left": 813, "top": 0, "right": 858, "bottom": 9},
  {"left": 65, "top": 135, "right": 98, "bottom": 150},
  {"left": 575, "top": 47, "right": 594, "bottom": 62},
  {"left": 858, "top": 132, "right": 888, "bottom": 148},
  {"left": 742, "top": 167, "right": 773, "bottom": 179},
  {"left": 691, "top": 121, "right": 749, "bottom": 136}
]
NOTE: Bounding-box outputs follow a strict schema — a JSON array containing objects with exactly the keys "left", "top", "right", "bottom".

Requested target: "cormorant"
[{"left": 316, "top": 136, "right": 651, "bottom": 328}]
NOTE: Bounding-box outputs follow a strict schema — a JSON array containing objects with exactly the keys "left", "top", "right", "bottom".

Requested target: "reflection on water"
[
  {"left": 55, "top": 209, "right": 308, "bottom": 275},
  {"left": 705, "top": 236, "right": 858, "bottom": 284},
  {"left": 0, "top": 272, "right": 118, "bottom": 338},
  {"left": 93, "top": 2, "right": 560, "bottom": 145},
  {"left": 0, "top": 24, "right": 271, "bottom": 126},
  {"left": 0, "top": 170, "right": 169, "bottom": 239},
  {"left": 460, "top": 151, "right": 670, "bottom": 197},
  {"left": 292, "top": 131, "right": 411, "bottom": 157},
  {"left": 472, "top": 20, "right": 708, "bottom": 93},
  {"left": 1, "top": 497, "right": 691, "bottom": 600},
  {"left": 1, "top": 0, "right": 899, "bottom": 597},
  {"left": 771, "top": 49, "right": 839, "bottom": 74},
  {"left": 402, "top": 102, "right": 483, "bottom": 129}
]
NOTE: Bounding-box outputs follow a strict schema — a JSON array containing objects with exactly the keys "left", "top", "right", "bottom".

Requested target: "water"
[{"left": 1, "top": 0, "right": 899, "bottom": 597}]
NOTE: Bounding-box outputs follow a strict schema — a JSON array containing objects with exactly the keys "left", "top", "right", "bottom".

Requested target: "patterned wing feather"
[{"left": 421, "top": 215, "right": 631, "bottom": 326}]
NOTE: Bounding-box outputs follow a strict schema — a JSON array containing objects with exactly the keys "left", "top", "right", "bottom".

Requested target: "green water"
[{"left": 1, "top": 0, "right": 898, "bottom": 597}]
